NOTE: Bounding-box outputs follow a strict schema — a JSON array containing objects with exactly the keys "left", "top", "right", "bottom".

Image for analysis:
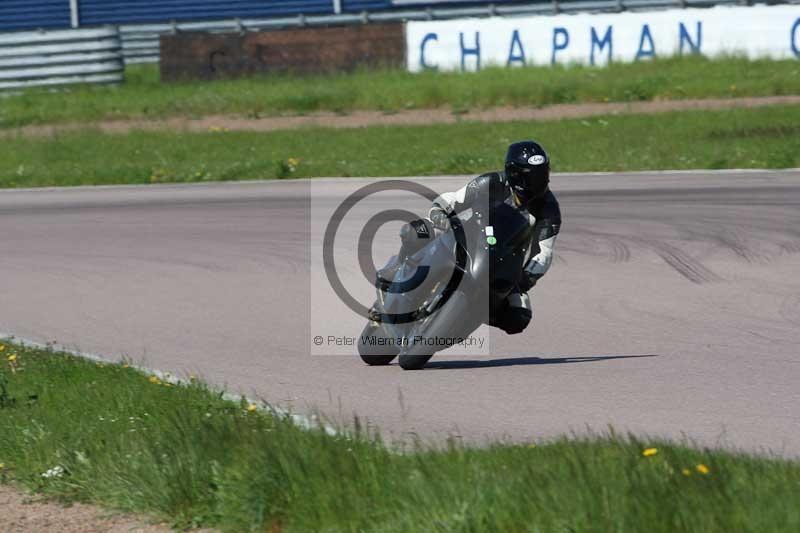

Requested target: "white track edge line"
[
  {"left": 0, "top": 168, "right": 798, "bottom": 194},
  {"left": 0, "top": 331, "right": 337, "bottom": 436}
]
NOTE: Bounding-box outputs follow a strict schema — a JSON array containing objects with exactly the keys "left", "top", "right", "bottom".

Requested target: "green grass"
[
  {"left": 1, "top": 56, "right": 799, "bottom": 128},
  {"left": 1, "top": 341, "right": 799, "bottom": 532},
  {"left": 1, "top": 105, "right": 799, "bottom": 188}
]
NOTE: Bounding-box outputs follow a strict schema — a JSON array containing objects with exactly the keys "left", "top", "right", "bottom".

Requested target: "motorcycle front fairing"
[{"left": 377, "top": 227, "right": 470, "bottom": 341}]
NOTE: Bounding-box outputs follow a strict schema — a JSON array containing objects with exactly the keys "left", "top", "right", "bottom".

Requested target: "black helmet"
[{"left": 504, "top": 141, "right": 550, "bottom": 205}]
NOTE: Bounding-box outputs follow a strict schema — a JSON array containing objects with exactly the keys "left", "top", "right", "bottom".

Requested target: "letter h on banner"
[{"left": 460, "top": 32, "right": 481, "bottom": 71}]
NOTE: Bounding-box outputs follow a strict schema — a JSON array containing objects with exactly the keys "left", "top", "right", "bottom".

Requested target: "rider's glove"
[
  {"left": 518, "top": 272, "right": 539, "bottom": 293},
  {"left": 429, "top": 207, "right": 451, "bottom": 231}
]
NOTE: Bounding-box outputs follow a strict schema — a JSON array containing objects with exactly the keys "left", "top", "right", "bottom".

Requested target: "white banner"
[{"left": 406, "top": 5, "right": 800, "bottom": 71}]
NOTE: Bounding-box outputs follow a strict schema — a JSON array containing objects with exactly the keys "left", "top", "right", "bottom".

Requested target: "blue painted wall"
[
  {"left": 78, "top": 0, "right": 337, "bottom": 25},
  {"left": 342, "top": 0, "right": 392, "bottom": 12},
  {"left": 0, "top": 0, "right": 537, "bottom": 31},
  {"left": 0, "top": 0, "right": 71, "bottom": 31}
]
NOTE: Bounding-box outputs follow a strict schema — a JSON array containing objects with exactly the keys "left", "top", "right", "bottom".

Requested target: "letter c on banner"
[
  {"left": 420, "top": 33, "right": 438, "bottom": 70},
  {"left": 792, "top": 18, "right": 800, "bottom": 57}
]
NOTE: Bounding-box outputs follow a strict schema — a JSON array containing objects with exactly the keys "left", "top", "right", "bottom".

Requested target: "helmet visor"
[{"left": 506, "top": 164, "right": 549, "bottom": 204}]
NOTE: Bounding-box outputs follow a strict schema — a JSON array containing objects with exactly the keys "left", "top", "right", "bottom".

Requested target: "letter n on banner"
[
  {"left": 679, "top": 22, "right": 702, "bottom": 55},
  {"left": 590, "top": 26, "right": 613, "bottom": 66},
  {"left": 460, "top": 32, "right": 481, "bottom": 71}
]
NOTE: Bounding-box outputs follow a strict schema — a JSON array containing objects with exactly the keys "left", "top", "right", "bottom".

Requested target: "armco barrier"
[
  {"left": 0, "top": 27, "right": 124, "bottom": 90},
  {"left": 160, "top": 22, "right": 405, "bottom": 81}
]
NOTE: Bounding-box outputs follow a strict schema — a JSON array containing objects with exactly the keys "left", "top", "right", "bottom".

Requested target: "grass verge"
[
  {"left": 1, "top": 341, "right": 799, "bottom": 531},
  {"left": 1, "top": 105, "right": 799, "bottom": 188},
  {"left": 1, "top": 56, "right": 799, "bottom": 128}
]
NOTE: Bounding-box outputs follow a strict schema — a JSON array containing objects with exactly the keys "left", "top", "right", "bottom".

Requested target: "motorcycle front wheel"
[{"left": 358, "top": 322, "right": 399, "bottom": 366}]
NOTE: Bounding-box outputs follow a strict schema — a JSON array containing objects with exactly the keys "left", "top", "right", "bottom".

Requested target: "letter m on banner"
[{"left": 590, "top": 26, "right": 613, "bottom": 65}]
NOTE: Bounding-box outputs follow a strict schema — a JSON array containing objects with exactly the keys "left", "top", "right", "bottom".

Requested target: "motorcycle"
[{"left": 358, "top": 197, "right": 534, "bottom": 370}]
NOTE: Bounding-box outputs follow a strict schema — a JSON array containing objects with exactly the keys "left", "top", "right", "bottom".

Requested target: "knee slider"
[{"left": 501, "top": 308, "right": 532, "bottom": 335}]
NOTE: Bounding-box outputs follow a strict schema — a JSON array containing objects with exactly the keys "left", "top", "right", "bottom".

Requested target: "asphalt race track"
[{"left": 1, "top": 171, "right": 799, "bottom": 455}]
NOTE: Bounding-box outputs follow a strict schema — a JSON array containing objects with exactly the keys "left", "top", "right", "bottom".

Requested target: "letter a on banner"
[
  {"left": 507, "top": 30, "right": 526, "bottom": 66},
  {"left": 636, "top": 24, "right": 656, "bottom": 60}
]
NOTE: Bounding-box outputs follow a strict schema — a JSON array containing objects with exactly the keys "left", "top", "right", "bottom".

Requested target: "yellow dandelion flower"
[
  {"left": 527, "top": 443, "right": 536, "bottom": 449},
  {"left": 642, "top": 447, "right": 658, "bottom": 457},
  {"left": 681, "top": 468, "right": 692, "bottom": 477},
  {"left": 0, "top": 344, "right": 5, "bottom": 351},
  {"left": 148, "top": 375, "right": 161, "bottom": 385},
  {"left": 696, "top": 464, "right": 710, "bottom": 475},
  {"left": 7, "top": 354, "right": 17, "bottom": 363},
  {"left": 246, "top": 403, "right": 258, "bottom": 413},
  {"left": 0, "top": 463, "right": 5, "bottom": 469},
  {"left": 122, "top": 364, "right": 130, "bottom": 369}
]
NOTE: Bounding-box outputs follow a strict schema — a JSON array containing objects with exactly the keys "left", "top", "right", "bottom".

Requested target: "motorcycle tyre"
[
  {"left": 398, "top": 353, "right": 434, "bottom": 370},
  {"left": 358, "top": 322, "right": 399, "bottom": 366}
]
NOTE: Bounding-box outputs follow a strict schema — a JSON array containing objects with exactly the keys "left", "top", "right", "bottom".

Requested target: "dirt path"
[
  {"left": 0, "top": 485, "right": 173, "bottom": 533},
  {"left": 8, "top": 95, "right": 800, "bottom": 138}
]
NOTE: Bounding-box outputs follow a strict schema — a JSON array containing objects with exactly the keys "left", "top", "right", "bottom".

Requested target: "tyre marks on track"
[{"left": 779, "top": 295, "right": 800, "bottom": 327}]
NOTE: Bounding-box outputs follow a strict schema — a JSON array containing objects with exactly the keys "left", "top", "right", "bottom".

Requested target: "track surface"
[{"left": 2, "top": 171, "right": 799, "bottom": 455}]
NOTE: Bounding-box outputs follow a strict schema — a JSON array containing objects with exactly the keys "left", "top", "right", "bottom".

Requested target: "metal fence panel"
[{"left": 0, "top": 26, "right": 124, "bottom": 90}]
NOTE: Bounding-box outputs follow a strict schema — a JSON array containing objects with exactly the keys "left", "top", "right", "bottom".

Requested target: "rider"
[{"left": 426, "top": 140, "right": 561, "bottom": 335}]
